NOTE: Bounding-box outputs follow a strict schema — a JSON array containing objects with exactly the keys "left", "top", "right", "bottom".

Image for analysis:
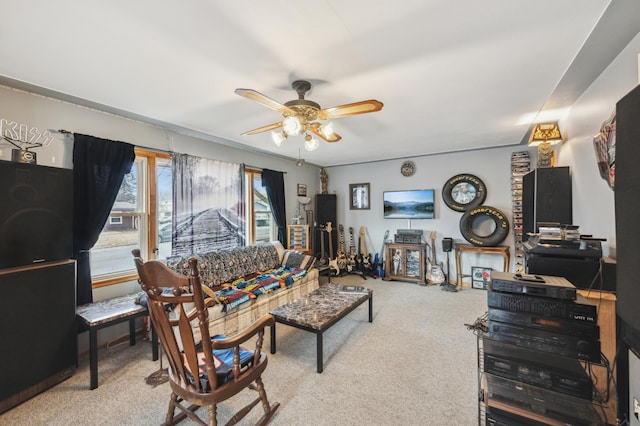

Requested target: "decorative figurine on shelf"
[
  {"left": 392, "top": 249, "right": 402, "bottom": 275},
  {"left": 320, "top": 167, "right": 328, "bottom": 194}
]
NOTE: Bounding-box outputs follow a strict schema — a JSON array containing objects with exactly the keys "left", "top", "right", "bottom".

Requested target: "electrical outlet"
[{"left": 634, "top": 397, "right": 639, "bottom": 420}]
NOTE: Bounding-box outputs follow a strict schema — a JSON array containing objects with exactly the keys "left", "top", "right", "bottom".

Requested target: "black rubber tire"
[
  {"left": 442, "top": 174, "right": 487, "bottom": 212},
  {"left": 459, "top": 206, "right": 510, "bottom": 246}
]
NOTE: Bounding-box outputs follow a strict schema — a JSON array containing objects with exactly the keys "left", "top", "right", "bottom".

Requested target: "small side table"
[
  {"left": 455, "top": 244, "right": 510, "bottom": 286},
  {"left": 76, "top": 293, "right": 159, "bottom": 389}
]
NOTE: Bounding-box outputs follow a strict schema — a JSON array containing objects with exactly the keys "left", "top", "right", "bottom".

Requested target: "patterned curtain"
[{"left": 171, "top": 153, "right": 245, "bottom": 257}]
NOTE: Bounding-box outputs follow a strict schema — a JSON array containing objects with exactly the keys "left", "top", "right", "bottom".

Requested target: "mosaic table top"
[
  {"left": 270, "top": 284, "right": 371, "bottom": 330},
  {"left": 76, "top": 292, "right": 146, "bottom": 326}
]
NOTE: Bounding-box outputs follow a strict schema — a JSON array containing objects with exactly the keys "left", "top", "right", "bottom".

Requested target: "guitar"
[
  {"left": 360, "top": 226, "right": 377, "bottom": 278},
  {"left": 326, "top": 222, "right": 340, "bottom": 276},
  {"left": 378, "top": 230, "right": 389, "bottom": 277},
  {"left": 426, "top": 230, "right": 445, "bottom": 284},
  {"left": 365, "top": 227, "right": 379, "bottom": 272},
  {"left": 337, "top": 225, "right": 348, "bottom": 272},
  {"left": 348, "top": 227, "right": 357, "bottom": 272},
  {"left": 358, "top": 226, "right": 368, "bottom": 271}
]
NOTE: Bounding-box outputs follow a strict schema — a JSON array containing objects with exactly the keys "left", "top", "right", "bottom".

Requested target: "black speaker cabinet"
[
  {"left": 615, "top": 84, "right": 640, "bottom": 343},
  {"left": 522, "top": 167, "right": 572, "bottom": 241},
  {"left": 314, "top": 194, "right": 337, "bottom": 257},
  {"left": 0, "top": 260, "right": 76, "bottom": 413},
  {"left": 0, "top": 161, "right": 73, "bottom": 269}
]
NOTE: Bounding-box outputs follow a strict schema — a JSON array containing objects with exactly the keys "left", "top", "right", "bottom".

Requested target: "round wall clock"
[
  {"left": 442, "top": 173, "right": 487, "bottom": 212},
  {"left": 400, "top": 161, "right": 416, "bottom": 177}
]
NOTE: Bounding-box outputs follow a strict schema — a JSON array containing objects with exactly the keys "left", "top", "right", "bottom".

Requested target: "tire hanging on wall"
[
  {"left": 459, "top": 206, "right": 510, "bottom": 246},
  {"left": 442, "top": 174, "right": 487, "bottom": 212}
]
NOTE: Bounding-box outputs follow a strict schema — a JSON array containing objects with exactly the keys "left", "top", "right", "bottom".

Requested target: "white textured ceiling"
[{"left": 1, "top": 0, "right": 634, "bottom": 167}]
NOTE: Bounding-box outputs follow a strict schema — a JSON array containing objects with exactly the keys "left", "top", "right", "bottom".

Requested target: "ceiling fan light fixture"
[
  {"left": 304, "top": 134, "right": 319, "bottom": 151},
  {"left": 283, "top": 116, "right": 303, "bottom": 136},
  {"left": 271, "top": 130, "right": 286, "bottom": 146},
  {"left": 320, "top": 122, "right": 334, "bottom": 139}
]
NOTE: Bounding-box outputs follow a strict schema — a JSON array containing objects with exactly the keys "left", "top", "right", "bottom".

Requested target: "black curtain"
[
  {"left": 261, "top": 169, "right": 286, "bottom": 245},
  {"left": 73, "top": 134, "right": 135, "bottom": 305}
]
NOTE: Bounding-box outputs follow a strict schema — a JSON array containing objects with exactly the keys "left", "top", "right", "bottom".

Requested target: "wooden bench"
[{"left": 76, "top": 293, "right": 159, "bottom": 389}]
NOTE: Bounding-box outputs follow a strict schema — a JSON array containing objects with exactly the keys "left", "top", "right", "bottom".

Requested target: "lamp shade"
[{"left": 529, "top": 122, "right": 563, "bottom": 146}]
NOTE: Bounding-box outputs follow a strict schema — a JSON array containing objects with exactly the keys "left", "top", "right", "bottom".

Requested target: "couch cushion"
[{"left": 167, "top": 242, "right": 281, "bottom": 287}]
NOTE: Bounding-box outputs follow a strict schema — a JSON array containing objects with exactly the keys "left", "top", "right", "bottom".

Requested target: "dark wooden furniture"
[
  {"left": 455, "top": 244, "right": 510, "bottom": 287},
  {"left": 270, "top": 284, "right": 372, "bottom": 373},
  {"left": 133, "top": 249, "right": 279, "bottom": 425},
  {"left": 383, "top": 243, "right": 426, "bottom": 285},
  {"left": 0, "top": 260, "right": 76, "bottom": 414},
  {"left": 76, "top": 293, "right": 159, "bottom": 390}
]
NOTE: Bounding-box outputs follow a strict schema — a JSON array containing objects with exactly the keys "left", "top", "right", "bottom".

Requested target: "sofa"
[{"left": 166, "top": 241, "right": 319, "bottom": 339}]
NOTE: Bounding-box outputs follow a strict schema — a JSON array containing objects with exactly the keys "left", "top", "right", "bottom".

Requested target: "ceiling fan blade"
[
  {"left": 242, "top": 122, "right": 283, "bottom": 136},
  {"left": 309, "top": 122, "right": 342, "bottom": 142},
  {"left": 318, "top": 100, "right": 383, "bottom": 120},
  {"left": 235, "top": 88, "right": 296, "bottom": 115}
]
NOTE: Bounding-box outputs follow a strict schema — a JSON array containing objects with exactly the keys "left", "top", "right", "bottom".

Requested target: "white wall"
[
  {"left": 558, "top": 33, "right": 640, "bottom": 259},
  {"left": 325, "top": 33, "right": 640, "bottom": 281},
  {"left": 326, "top": 145, "right": 529, "bottom": 279}
]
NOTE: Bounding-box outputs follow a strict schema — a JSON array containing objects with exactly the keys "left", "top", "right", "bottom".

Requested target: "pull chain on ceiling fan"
[{"left": 235, "top": 80, "right": 383, "bottom": 151}]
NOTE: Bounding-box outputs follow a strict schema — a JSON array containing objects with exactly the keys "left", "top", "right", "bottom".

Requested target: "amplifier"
[
  {"left": 483, "top": 337, "right": 593, "bottom": 400},
  {"left": 486, "top": 405, "right": 550, "bottom": 426},
  {"left": 486, "top": 374, "right": 602, "bottom": 425},
  {"left": 488, "top": 321, "right": 601, "bottom": 362},
  {"left": 487, "top": 291, "right": 597, "bottom": 323},
  {"left": 484, "top": 353, "right": 593, "bottom": 400},
  {"left": 394, "top": 234, "right": 422, "bottom": 244},
  {"left": 490, "top": 271, "right": 576, "bottom": 300},
  {"left": 488, "top": 308, "right": 600, "bottom": 340}
]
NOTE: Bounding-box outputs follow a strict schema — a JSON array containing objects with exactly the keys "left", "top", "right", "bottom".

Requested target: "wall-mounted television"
[{"left": 383, "top": 189, "right": 435, "bottom": 219}]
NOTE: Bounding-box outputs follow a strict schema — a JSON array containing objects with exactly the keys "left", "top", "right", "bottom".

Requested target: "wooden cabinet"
[{"left": 383, "top": 243, "right": 426, "bottom": 285}]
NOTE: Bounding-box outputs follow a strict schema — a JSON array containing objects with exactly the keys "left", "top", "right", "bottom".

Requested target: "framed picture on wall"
[
  {"left": 297, "top": 184, "right": 307, "bottom": 197},
  {"left": 471, "top": 266, "right": 492, "bottom": 289},
  {"left": 349, "top": 183, "right": 370, "bottom": 210}
]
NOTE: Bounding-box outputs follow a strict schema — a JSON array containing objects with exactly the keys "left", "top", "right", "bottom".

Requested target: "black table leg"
[
  {"left": 270, "top": 323, "right": 277, "bottom": 354},
  {"left": 317, "top": 331, "right": 323, "bottom": 373},
  {"left": 368, "top": 294, "right": 373, "bottom": 322},
  {"left": 129, "top": 318, "right": 136, "bottom": 346},
  {"left": 89, "top": 327, "right": 98, "bottom": 390}
]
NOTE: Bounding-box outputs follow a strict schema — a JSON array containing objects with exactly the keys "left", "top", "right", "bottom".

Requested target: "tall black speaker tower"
[
  {"left": 0, "top": 161, "right": 73, "bottom": 269},
  {"left": 522, "top": 166, "right": 572, "bottom": 241},
  {"left": 615, "top": 84, "right": 640, "bottom": 351},
  {"left": 314, "top": 194, "right": 337, "bottom": 258}
]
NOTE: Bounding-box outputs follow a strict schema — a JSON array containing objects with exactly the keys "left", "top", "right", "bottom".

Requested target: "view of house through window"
[{"left": 90, "top": 151, "right": 172, "bottom": 284}]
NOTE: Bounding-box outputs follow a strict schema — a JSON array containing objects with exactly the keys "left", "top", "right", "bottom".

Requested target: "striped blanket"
[{"left": 207, "top": 266, "right": 307, "bottom": 312}]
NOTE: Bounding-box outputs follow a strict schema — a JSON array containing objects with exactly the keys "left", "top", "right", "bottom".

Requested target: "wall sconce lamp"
[{"left": 528, "top": 122, "right": 563, "bottom": 167}]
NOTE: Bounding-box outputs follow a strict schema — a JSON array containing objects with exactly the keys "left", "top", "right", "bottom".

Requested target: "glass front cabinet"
[{"left": 384, "top": 243, "right": 426, "bottom": 285}]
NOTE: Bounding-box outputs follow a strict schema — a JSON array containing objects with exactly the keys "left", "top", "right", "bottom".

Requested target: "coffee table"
[{"left": 269, "top": 283, "right": 372, "bottom": 373}]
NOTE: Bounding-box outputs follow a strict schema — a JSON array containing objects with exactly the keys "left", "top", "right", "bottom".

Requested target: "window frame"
[
  {"left": 91, "top": 148, "right": 170, "bottom": 288},
  {"left": 246, "top": 168, "right": 276, "bottom": 245}
]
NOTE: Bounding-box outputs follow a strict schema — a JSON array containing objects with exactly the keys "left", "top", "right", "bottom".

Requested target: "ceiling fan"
[{"left": 235, "top": 80, "right": 383, "bottom": 151}]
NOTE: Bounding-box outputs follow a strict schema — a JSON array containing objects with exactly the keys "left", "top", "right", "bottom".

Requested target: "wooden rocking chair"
[{"left": 132, "top": 249, "right": 279, "bottom": 426}]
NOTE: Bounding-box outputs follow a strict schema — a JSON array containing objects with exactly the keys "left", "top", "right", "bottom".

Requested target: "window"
[
  {"left": 90, "top": 149, "right": 172, "bottom": 287},
  {"left": 246, "top": 169, "right": 276, "bottom": 244}
]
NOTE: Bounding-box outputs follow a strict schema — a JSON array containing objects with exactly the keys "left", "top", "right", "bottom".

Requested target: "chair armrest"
[{"left": 211, "top": 314, "right": 275, "bottom": 350}]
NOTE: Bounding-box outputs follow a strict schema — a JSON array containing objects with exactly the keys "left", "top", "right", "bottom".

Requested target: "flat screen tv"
[{"left": 383, "top": 189, "right": 435, "bottom": 219}]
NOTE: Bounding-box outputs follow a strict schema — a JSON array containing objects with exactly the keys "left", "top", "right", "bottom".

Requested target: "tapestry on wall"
[{"left": 172, "top": 153, "right": 245, "bottom": 257}]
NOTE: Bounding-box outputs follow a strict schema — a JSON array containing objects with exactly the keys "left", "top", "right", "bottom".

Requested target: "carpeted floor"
[{"left": 1, "top": 275, "right": 488, "bottom": 425}]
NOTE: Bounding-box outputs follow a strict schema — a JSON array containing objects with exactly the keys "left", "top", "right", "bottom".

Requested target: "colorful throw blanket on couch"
[{"left": 207, "top": 266, "right": 307, "bottom": 312}]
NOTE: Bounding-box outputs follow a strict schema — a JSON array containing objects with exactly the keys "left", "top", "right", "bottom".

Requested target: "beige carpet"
[{"left": 1, "top": 275, "right": 488, "bottom": 425}]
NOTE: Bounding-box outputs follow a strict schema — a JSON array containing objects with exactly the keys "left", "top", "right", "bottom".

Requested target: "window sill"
[{"left": 92, "top": 271, "right": 139, "bottom": 288}]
